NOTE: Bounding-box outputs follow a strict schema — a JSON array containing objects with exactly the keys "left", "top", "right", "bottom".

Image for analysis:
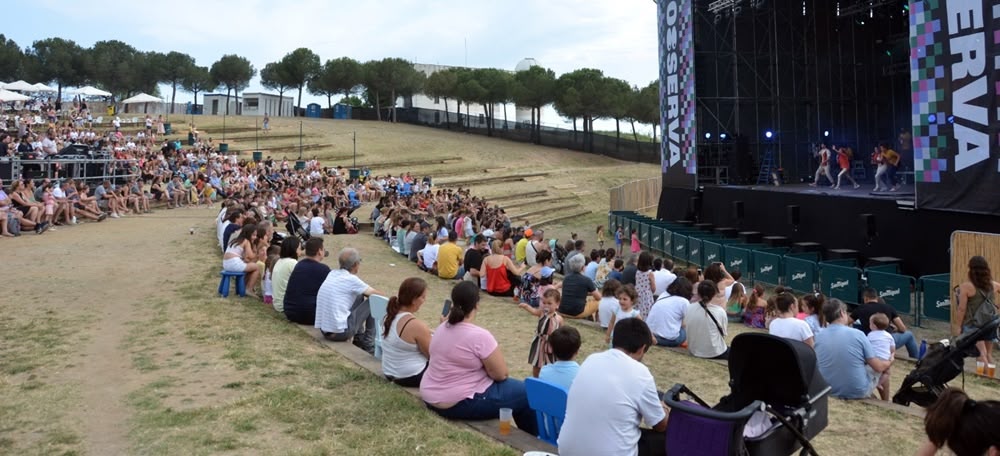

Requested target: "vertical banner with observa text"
[
  {"left": 658, "top": 0, "right": 697, "bottom": 189},
  {"left": 910, "top": 0, "right": 1000, "bottom": 214}
]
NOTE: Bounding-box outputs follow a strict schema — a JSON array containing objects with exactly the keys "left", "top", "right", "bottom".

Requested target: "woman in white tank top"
[{"left": 381, "top": 278, "right": 433, "bottom": 387}]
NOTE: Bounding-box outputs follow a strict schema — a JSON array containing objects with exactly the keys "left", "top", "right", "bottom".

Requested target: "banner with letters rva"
[
  {"left": 658, "top": 0, "right": 697, "bottom": 188},
  {"left": 910, "top": 0, "right": 1000, "bottom": 214}
]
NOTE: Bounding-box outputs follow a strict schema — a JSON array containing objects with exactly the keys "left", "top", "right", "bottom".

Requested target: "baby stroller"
[
  {"left": 285, "top": 215, "right": 311, "bottom": 242},
  {"left": 893, "top": 316, "right": 1000, "bottom": 407},
  {"left": 664, "top": 333, "right": 830, "bottom": 456}
]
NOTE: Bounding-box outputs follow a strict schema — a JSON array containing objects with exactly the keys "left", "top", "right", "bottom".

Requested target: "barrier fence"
[
  {"left": 1, "top": 157, "right": 138, "bottom": 184},
  {"left": 609, "top": 176, "right": 661, "bottom": 212},
  {"left": 608, "top": 210, "right": 969, "bottom": 326}
]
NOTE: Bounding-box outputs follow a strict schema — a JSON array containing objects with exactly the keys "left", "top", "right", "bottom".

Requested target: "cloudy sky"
[{"left": 7, "top": 0, "right": 660, "bottom": 122}]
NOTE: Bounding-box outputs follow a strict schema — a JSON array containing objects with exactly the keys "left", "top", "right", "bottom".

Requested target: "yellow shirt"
[
  {"left": 437, "top": 242, "right": 464, "bottom": 279},
  {"left": 515, "top": 238, "right": 529, "bottom": 263},
  {"left": 882, "top": 149, "right": 900, "bottom": 166}
]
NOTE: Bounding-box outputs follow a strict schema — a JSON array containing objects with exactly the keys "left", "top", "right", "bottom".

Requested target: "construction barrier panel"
[
  {"left": 753, "top": 248, "right": 787, "bottom": 285},
  {"left": 919, "top": 274, "right": 952, "bottom": 322},
  {"left": 819, "top": 260, "right": 863, "bottom": 305}
]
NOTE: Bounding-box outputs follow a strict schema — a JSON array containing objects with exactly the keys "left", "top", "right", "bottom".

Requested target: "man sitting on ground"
[
  {"left": 515, "top": 228, "right": 532, "bottom": 264},
  {"left": 95, "top": 180, "right": 123, "bottom": 218},
  {"left": 815, "top": 298, "right": 891, "bottom": 399},
  {"left": 283, "top": 238, "right": 330, "bottom": 325},
  {"left": 418, "top": 232, "right": 440, "bottom": 273},
  {"left": 558, "top": 318, "right": 669, "bottom": 456},
  {"left": 436, "top": 230, "right": 465, "bottom": 280},
  {"left": 315, "top": 247, "right": 382, "bottom": 354},
  {"left": 408, "top": 221, "right": 430, "bottom": 264},
  {"left": 559, "top": 254, "right": 602, "bottom": 319},
  {"left": 851, "top": 287, "right": 919, "bottom": 358}
]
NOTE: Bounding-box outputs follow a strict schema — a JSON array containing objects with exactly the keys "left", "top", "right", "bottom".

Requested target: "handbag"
[{"left": 972, "top": 289, "right": 998, "bottom": 328}]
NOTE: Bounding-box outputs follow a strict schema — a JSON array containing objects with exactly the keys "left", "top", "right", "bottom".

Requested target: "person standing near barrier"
[
  {"left": 851, "top": 288, "right": 919, "bottom": 358},
  {"left": 954, "top": 256, "right": 1000, "bottom": 368}
]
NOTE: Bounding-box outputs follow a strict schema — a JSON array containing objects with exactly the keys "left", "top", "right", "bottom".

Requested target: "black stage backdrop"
[{"left": 910, "top": 0, "right": 1000, "bottom": 214}]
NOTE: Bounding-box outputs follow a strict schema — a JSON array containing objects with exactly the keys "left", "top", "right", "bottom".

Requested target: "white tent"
[
  {"left": 32, "top": 83, "right": 57, "bottom": 92},
  {"left": 73, "top": 85, "right": 112, "bottom": 97},
  {"left": 3, "top": 80, "right": 38, "bottom": 92},
  {"left": 0, "top": 89, "right": 31, "bottom": 102},
  {"left": 121, "top": 93, "right": 163, "bottom": 104}
]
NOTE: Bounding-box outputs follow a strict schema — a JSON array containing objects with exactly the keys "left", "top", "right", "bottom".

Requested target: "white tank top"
[{"left": 381, "top": 312, "right": 428, "bottom": 379}]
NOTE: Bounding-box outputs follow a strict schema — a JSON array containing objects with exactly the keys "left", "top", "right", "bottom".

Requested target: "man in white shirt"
[
  {"left": 652, "top": 258, "right": 677, "bottom": 297},
  {"left": 419, "top": 233, "right": 441, "bottom": 273},
  {"left": 558, "top": 318, "right": 668, "bottom": 456},
  {"left": 315, "top": 248, "right": 382, "bottom": 354},
  {"left": 308, "top": 208, "right": 326, "bottom": 237}
]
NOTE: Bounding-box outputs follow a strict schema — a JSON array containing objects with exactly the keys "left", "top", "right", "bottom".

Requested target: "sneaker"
[
  {"left": 110, "top": 213, "right": 120, "bottom": 219},
  {"left": 853, "top": 184, "right": 860, "bottom": 189},
  {"left": 808, "top": 183, "right": 817, "bottom": 187},
  {"left": 71, "top": 216, "right": 78, "bottom": 224},
  {"left": 36, "top": 222, "right": 49, "bottom": 234},
  {"left": 98, "top": 213, "right": 108, "bottom": 222},
  {"left": 833, "top": 186, "right": 839, "bottom": 190}
]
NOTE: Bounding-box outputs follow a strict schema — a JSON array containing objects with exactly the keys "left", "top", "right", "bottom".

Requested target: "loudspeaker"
[
  {"left": 860, "top": 213, "right": 876, "bottom": 239},
  {"left": 787, "top": 205, "right": 801, "bottom": 226},
  {"left": 732, "top": 201, "right": 745, "bottom": 221}
]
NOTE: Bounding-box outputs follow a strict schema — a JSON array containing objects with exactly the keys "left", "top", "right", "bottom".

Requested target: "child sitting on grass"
[
  {"left": 606, "top": 284, "right": 642, "bottom": 345},
  {"left": 519, "top": 288, "right": 564, "bottom": 377},
  {"left": 597, "top": 279, "right": 622, "bottom": 330},
  {"left": 262, "top": 245, "right": 280, "bottom": 305},
  {"left": 868, "top": 312, "right": 896, "bottom": 401},
  {"left": 539, "top": 326, "right": 582, "bottom": 390}
]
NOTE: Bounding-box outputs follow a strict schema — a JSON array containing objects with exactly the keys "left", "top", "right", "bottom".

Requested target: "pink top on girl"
[{"left": 630, "top": 232, "right": 641, "bottom": 254}]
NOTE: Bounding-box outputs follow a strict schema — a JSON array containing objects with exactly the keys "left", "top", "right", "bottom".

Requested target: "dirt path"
[{"left": 2, "top": 208, "right": 212, "bottom": 455}]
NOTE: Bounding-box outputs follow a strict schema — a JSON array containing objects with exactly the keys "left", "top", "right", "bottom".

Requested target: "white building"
[
  {"left": 203, "top": 94, "right": 242, "bottom": 116},
  {"left": 241, "top": 92, "right": 294, "bottom": 117},
  {"left": 514, "top": 58, "right": 541, "bottom": 124}
]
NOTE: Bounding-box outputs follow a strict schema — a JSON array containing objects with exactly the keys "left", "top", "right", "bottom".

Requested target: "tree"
[
  {"left": 210, "top": 54, "right": 255, "bottom": 115},
  {"left": 363, "top": 58, "right": 424, "bottom": 122},
  {"left": 555, "top": 68, "right": 607, "bottom": 151},
  {"left": 471, "top": 68, "right": 512, "bottom": 136},
  {"left": 598, "top": 77, "right": 634, "bottom": 145},
  {"left": 308, "top": 57, "right": 364, "bottom": 109},
  {"left": 278, "top": 48, "right": 320, "bottom": 116},
  {"left": 423, "top": 68, "right": 458, "bottom": 129},
  {"left": 160, "top": 51, "right": 196, "bottom": 114},
  {"left": 630, "top": 80, "right": 660, "bottom": 142},
  {"left": 86, "top": 40, "right": 145, "bottom": 106},
  {"left": 512, "top": 66, "right": 556, "bottom": 144},
  {"left": 0, "top": 35, "right": 25, "bottom": 82},
  {"left": 180, "top": 66, "right": 216, "bottom": 111},
  {"left": 260, "top": 61, "right": 295, "bottom": 116},
  {"left": 29, "top": 37, "right": 87, "bottom": 101}
]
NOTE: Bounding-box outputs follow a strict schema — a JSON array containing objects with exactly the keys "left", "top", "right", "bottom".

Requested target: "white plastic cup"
[
  {"left": 976, "top": 361, "right": 986, "bottom": 375},
  {"left": 499, "top": 408, "right": 513, "bottom": 435}
]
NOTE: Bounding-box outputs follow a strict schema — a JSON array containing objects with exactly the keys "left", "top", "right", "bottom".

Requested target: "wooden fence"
[
  {"left": 949, "top": 231, "right": 1000, "bottom": 333},
  {"left": 609, "top": 176, "right": 662, "bottom": 212}
]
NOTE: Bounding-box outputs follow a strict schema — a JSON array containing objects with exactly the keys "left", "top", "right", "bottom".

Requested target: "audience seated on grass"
[
  {"left": 685, "top": 279, "right": 730, "bottom": 360},
  {"left": 559, "top": 254, "right": 601, "bottom": 320},
  {"left": 815, "top": 298, "right": 891, "bottom": 399},
  {"left": 558, "top": 318, "right": 668, "bottom": 456},
  {"left": 283, "top": 238, "right": 329, "bottom": 325},
  {"left": 315, "top": 247, "right": 381, "bottom": 354},
  {"left": 270, "top": 237, "right": 301, "bottom": 312},
  {"left": 380, "top": 277, "right": 432, "bottom": 387},
  {"left": 538, "top": 326, "right": 582, "bottom": 390},
  {"left": 222, "top": 223, "right": 262, "bottom": 296},
  {"left": 915, "top": 387, "right": 1000, "bottom": 456},
  {"left": 768, "top": 292, "right": 815, "bottom": 348},
  {"left": 519, "top": 250, "right": 557, "bottom": 308},
  {"left": 420, "top": 281, "right": 539, "bottom": 436},
  {"left": 436, "top": 231, "right": 465, "bottom": 280},
  {"left": 597, "top": 279, "right": 622, "bottom": 330},
  {"left": 852, "top": 287, "right": 919, "bottom": 358},
  {"left": 647, "top": 277, "right": 693, "bottom": 348}
]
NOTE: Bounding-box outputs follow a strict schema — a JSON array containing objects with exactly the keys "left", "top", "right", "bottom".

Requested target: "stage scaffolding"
[
  {"left": 693, "top": 0, "right": 911, "bottom": 183},
  {"left": 0, "top": 157, "right": 139, "bottom": 184}
]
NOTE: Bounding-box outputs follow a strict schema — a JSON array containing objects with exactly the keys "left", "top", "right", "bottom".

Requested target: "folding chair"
[{"left": 525, "top": 378, "right": 569, "bottom": 447}]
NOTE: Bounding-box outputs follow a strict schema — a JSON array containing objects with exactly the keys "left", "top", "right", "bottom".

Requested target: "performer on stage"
[
  {"left": 809, "top": 143, "right": 834, "bottom": 188},
  {"left": 872, "top": 146, "right": 888, "bottom": 192},
  {"left": 834, "top": 147, "right": 860, "bottom": 189},
  {"left": 877, "top": 143, "right": 901, "bottom": 192}
]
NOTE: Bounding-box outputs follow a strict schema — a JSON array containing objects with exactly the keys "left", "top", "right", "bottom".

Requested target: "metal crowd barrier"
[{"left": 0, "top": 157, "right": 138, "bottom": 184}]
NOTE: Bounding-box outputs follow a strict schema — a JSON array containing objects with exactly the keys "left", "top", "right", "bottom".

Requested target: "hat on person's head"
[
  {"left": 482, "top": 229, "right": 494, "bottom": 238},
  {"left": 419, "top": 221, "right": 431, "bottom": 230},
  {"left": 540, "top": 266, "right": 555, "bottom": 278},
  {"left": 524, "top": 228, "right": 533, "bottom": 238}
]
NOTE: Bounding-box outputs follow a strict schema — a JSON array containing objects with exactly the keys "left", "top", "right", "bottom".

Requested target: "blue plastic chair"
[
  {"left": 400, "top": 182, "right": 412, "bottom": 197},
  {"left": 218, "top": 271, "right": 246, "bottom": 297},
  {"left": 369, "top": 295, "right": 389, "bottom": 359},
  {"left": 525, "top": 378, "right": 569, "bottom": 447}
]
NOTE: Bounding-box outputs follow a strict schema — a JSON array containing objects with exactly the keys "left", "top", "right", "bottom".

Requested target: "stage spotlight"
[
  {"left": 704, "top": 132, "right": 712, "bottom": 140},
  {"left": 720, "top": 133, "right": 728, "bottom": 140},
  {"left": 764, "top": 130, "right": 774, "bottom": 139},
  {"left": 928, "top": 114, "right": 937, "bottom": 123},
  {"left": 947, "top": 115, "right": 955, "bottom": 124},
  {"left": 823, "top": 130, "right": 830, "bottom": 137}
]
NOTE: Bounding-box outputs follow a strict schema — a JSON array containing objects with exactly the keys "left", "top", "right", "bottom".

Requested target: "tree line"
[{"left": 0, "top": 34, "right": 661, "bottom": 146}]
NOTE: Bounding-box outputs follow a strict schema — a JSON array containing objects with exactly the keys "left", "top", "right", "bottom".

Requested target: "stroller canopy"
[{"left": 728, "top": 333, "right": 825, "bottom": 408}]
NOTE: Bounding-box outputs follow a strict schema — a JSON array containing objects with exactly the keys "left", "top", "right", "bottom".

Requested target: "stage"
[{"left": 657, "top": 183, "right": 998, "bottom": 277}]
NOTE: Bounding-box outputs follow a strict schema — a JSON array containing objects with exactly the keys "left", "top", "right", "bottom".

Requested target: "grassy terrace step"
[
  {"left": 437, "top": 172, "right": 550, "bottom": 187},
  {"left": 364, "top": 156, "right": 465, "bottom": 169},
  {"left": 529, "top": 209, "right": 593, "bottom": 228},
  {"left": 489, "top": 190, "right": 549, "bottom": 201},
  {"left": 510, "top": 203, "right": 582, "bottom": 221},
  {"left": 227, "top": 143, "right": 332, "bottom": 154},
  {"left": 500, "top": 195, "right": 579, "bottom": 210}
]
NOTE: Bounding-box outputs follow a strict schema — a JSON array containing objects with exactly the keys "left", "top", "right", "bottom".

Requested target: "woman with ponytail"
[
  {"left": 420, "top": 281, "right": 538, "bottom": 436},
  {"left": 380, "top": 277, "right": 431, "bottom": 387},
  {"left": 916, "top": 388, "right": 1000, "bottom": 456}
]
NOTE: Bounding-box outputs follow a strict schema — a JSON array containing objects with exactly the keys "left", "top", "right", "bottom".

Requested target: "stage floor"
[{"left": 709, "top": 183, "right": 915, "bottom": 201}]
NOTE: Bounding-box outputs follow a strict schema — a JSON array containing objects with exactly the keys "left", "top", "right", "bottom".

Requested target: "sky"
[{"left": 6, "top": 0, "right": 660, "bottom": 129}]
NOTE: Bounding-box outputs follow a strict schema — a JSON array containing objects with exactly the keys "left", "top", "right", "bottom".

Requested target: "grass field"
[{"left": 1, "top": 115, "right": 994, "bottom": 455}]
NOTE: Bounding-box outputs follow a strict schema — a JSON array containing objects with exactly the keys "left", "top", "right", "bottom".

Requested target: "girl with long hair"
[
  {"left": 955, "top": 256, "right": 1000, "bottom": 366},
  {"left": 380, "top": 277, "right": 431, "bottom": 387}
]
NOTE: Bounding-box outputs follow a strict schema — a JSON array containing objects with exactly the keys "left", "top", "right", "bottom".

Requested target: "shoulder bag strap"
[{"left": 703, "top": 304, "right": 726, "bottom": 337}]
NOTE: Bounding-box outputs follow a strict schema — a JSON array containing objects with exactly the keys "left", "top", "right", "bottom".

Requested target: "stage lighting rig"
[{"left": 708, "top": 0, "right": 764, "bottom": 21}]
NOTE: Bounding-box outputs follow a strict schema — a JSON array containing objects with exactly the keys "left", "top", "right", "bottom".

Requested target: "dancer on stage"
[
  {"left": 834, "top": 147, "right": 860, "bottom": 189},
  {"left": 874, "top": 143, "right": 900, "bottom": 192},
  {"left": 809, "top": 143, "right": 834, "bottom": 187}
]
